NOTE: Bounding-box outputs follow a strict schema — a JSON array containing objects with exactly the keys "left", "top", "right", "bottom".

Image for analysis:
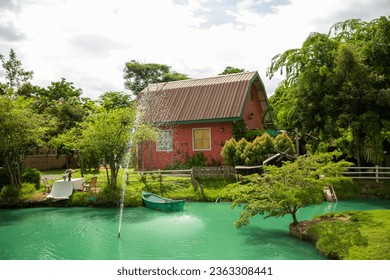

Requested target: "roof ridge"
[
  {"left": 191, "top": 70, "right": 257, "bottom": 80},
  {"left": 145, "top": 70, "right": 258, "bottom": 89}
]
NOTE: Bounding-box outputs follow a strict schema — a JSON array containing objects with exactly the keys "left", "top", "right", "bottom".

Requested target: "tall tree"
[
  {"left": 0, "top": 49, "right": 34, "bottom": 96},
  {"left": 0, "top": 96, "right": 46, "bottom": 189},
  {"left": 35, "top": 78, "right": 85, "bottom": 132},
  {"left": 80, "top": 107, "right": 136, "bottom": 189},
  {"left": 34, "top": 78, "right": 86, "bottom": 168},
  {"left": 123, "top": 60, "right": 189, "bottom": 96},
  {"left": 267, "top": 16, "right": 390, "bottom": 165}
]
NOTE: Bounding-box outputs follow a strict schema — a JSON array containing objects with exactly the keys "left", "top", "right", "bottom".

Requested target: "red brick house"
[{"left": 136, "top": 71, "right": 273, "bottom": 170}]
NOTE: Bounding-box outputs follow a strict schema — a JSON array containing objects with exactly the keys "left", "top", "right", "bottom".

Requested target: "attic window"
[
  {"left": 157, "top": 130, "right": 172, "bottom": 151},
  {"left": 193, "top": 128, "right": 211, "bottom": 150}
]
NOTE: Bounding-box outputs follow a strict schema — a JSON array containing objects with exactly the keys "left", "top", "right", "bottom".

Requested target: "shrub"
[
  {"left": 94, "top": 187, "right": 121, "bottom": 207},
  {"left": 235, "top": 138, "right": 249, "bottom": 165},
  {"left": 20, "top": 183, "right": 36, "bottom": 200},
  {"left": 185, "top": 152, "right": 207, "bottom": 167},
  {"left": 275, "top": 132, "right": 296, "bottom": 154},
  {"left": 165, "top": 151, "right": 207, "bottom": 169},
  {"left": 69, "top": 192, "right": 90, "bottom": 206},
  {"left": 22, "top": 168, "right": 41, "bottom": 189},
  {"left": 0, "top": 185, "right": 20, "bottom": 205},
  {"left": 124, "top": 191, "right": 143, "bottom": 207},
  {"left": 223, "top": 133, "right": 285, "bottom": 166}
]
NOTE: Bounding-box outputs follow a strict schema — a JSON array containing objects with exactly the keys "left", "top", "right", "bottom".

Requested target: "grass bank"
[{"left": 306, "top": 209, "right": 390, "bottom": 259}]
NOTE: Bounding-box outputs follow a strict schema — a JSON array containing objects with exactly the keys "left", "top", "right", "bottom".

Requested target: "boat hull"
[{"left": 142, "top": 191, "right": 185, "bottom": 212}]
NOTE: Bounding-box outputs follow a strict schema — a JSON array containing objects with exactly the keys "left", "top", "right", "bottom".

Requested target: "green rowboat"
[{"left": 142, "top": 191, "right": 185, "bottom": 212}]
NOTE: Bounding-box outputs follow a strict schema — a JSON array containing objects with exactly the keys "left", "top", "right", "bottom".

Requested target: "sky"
[{"left": 0, "top": 0, "right": 388, "bottom": 100}]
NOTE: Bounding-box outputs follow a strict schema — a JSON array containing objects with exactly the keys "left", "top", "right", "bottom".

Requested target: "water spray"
[
  {"left": 118, "top": 168, "right": 129, "bottom": 238},
  {"left": 118, "top": 187, "right": 125, "bottom": 238}
]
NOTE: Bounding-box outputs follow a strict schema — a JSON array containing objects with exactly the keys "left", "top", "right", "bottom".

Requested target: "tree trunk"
[
  {"left": 4, "top": 155, "right": 23, "bottom": 189},
  {"left": 110, "top": 162, "right": 119, "bottom": 189},
  {"left": 104, "top": 164, "right": 110, "bottom": 188},
  {"left": 77, "top": 150, "right": 84, "bottom": 178},
  {"left": 291, "top": 212, "right": 299, "bottom": 225}
]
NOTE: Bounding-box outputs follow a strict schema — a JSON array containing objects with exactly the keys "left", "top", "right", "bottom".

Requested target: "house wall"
[
  {"left": 24, "top": 154, "right": 68, "bottom": 170},
  {"left": 242, "top": 84, "right": 263, "bottom": 130},
  {"left": 138, "top": 121, "right": 233, "bottom": 170}
]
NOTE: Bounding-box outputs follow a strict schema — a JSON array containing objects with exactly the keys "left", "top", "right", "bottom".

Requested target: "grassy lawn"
[
  {"left": 29, "top": 168, "right": 232, "bottom": 207},
  {"left": 307, "top": 210, "right": 390, "bottom": 260}
]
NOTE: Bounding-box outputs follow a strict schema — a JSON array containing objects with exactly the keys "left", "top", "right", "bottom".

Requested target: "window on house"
[
  {"left": 157, "top": 130, "right": 172, "bottom": 151},
  {"left": 193, "top": 128, "right": 211, "bottom": 150}
]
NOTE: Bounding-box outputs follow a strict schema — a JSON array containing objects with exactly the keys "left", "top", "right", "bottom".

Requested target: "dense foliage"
[
  {"left": 221, "top": 132, "right": 295, "bottom": 166},
  {"left": 267, "top": 16, "right": 390, "bottom": 166},
  {"left": 123, "top": 60, "right": 189, "bottom": 96},
  {"left": 0, "top": 96, "right": 46, "bottom": 189},
  {"left": 79, "top": 108, "right": 136, "bottom": 189}
]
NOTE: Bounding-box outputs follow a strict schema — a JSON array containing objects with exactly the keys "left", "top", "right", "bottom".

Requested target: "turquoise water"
[{"left": 0, "top": 200, "right": 389, "bottom": 260}]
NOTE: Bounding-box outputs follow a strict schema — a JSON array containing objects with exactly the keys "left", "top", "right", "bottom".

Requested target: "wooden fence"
[
  {"left": 134, "top": 166, "right": 237, "bottom": 179},
  {"left": 342, "top": 166, "right": 390, "bottom": 182},
  {"left": 134, "top": 169, "right": 191, "bottom": 177},
  {"left": 136, "top": 165, "right": 390, "bottom": 183},
  {"left": 191, "top": 166, "right": 237, "bottom": 179}
]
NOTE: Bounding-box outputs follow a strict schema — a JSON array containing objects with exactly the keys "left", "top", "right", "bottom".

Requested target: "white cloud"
[{"left": 0, "top": 0, "right": 388, "bottom": 99}]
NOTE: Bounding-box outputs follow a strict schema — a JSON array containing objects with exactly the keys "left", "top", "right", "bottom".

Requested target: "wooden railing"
[
  {"left": 134, "top": 169, "right": 191, "bottom": 177},
  {"left": 135, "top": 166, "right": 237, "bottom": 179},
  {"left": 191, "top": 166, "right": 237, "bottom": 179},
  {"left": 342, "top": 166, "right": 390, "bottom": 182}
]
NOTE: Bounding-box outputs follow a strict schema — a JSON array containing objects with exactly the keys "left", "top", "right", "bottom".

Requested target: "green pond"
[{"left": 0, "top": 200, "right": 389, "bottom": 260}]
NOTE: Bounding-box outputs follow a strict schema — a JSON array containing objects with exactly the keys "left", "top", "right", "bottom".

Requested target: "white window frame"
[
  {"left": 192, "top": 128, "right": 211, "bottom": 151},
  {"left": 156, "top": 129, "right": 173, "bottom": 151}
]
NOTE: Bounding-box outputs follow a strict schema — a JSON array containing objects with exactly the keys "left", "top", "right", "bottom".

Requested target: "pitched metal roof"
[{"left": 137, "top": 71, "right": 271, "bottom": 125}]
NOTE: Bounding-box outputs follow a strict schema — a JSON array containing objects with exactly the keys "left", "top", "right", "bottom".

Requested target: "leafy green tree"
[
  {"left": 231, "top": 153, "right": 352, "bottom": 227},
  {"left": 35, "top": 78, "right": 83, "bottom": 113},
  {"left": 0, "top": 96, "right": 46, "bottom": 189},
  {"left": 80, "top": 107, "right": 136, "bottom": 189},
  {"left": 123, "top": 60, "right": 189, "bottom": 96},
  {"left": 267, "top": 16, "right": 390, "bottom": 165},
  {"left": 268, "top": 85, "right": 298, "bottom": 131},
  {"left": 98, "top": 91, "right": 133, "bottom": 110},
  {"left": 219, "top": 66, "right": 246, "bottom": 75},
  {"left": 0, "top": 49, "right": 33, "bottom": 92},
  {"left": 0, "top": 82, "right": 7, "bottom": 95},
  {"left": 331, "top": 43, "right": 389, "bottom": 165},
  {"left": 33, "top": 78, "right": 86, "bottom": 167}
]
